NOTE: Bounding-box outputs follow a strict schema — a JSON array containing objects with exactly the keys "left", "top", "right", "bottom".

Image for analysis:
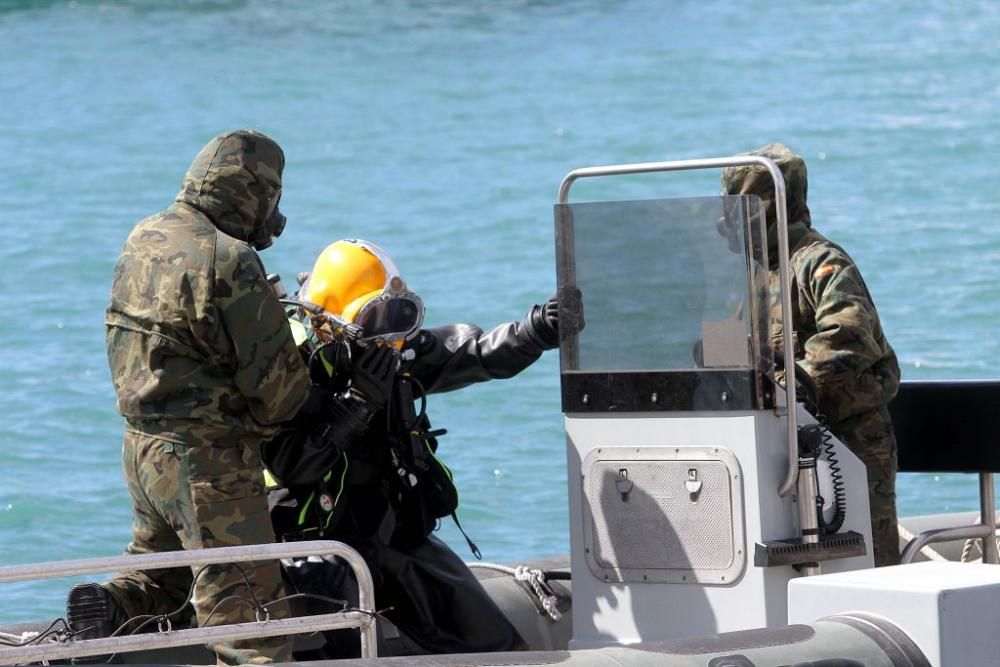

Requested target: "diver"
[
  {"left": 262, "top": 238, "right": 563, "bottom": 658},
  {"left": 722, "top": 143, "right": 902, "bottom": 566}
]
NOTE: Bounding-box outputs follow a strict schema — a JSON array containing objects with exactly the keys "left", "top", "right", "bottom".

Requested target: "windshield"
[{"left": 555, "top": 195, "right": 769, "bottom": 375}]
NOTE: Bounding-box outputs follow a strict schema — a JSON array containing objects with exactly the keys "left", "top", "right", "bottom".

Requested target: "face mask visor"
[{"left": 353, "top": 291, "right": 424, "bottom": 348}]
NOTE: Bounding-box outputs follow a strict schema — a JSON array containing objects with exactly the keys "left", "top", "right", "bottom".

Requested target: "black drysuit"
[{"left": 264, "top": 319, "right": 554, "bottom": 658}]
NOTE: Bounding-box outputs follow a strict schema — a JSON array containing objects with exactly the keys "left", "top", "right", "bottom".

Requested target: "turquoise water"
[{"left": 2, "top": 0, "right": 999, "bottom": 624}]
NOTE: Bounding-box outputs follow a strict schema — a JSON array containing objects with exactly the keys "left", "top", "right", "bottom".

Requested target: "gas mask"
[{"left": 252, "top": 191, "right": 286, "bottom": 251}]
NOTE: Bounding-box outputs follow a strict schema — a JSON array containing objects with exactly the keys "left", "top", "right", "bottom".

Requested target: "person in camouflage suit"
[
  {"left": 67, "top": 130, "right": 313, "bottom": 664},
  {"left": 722, "top": 143, "right": 902, "bottom": 567}
]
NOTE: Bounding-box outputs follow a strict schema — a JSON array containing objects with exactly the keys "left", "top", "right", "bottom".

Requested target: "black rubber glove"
[
  {"left": 537, "top": 295, "right": 559, "bottom": 335},
  {"left": 523, "top": 294, "right": 560, "bottom": 350},
  {"left": 562, "top": 285, "right": 585, "bottom": 335},
  {"left": 296, "top": 383, "right": 330, "bottom": 420},
  {"left": 349, "top": 345, "right": 398, "bottom": 407}
]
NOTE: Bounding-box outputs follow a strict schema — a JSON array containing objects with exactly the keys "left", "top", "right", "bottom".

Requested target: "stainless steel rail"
[
  {"left": 981, "top": 472, "right": 1000, "bottom": 563},
  {"left": 0, "top": 540, "right": 378, "bottom": 663},
  {"left": 557, "top": 156, "right": 799, "bottom": 497},
  {"left": 900, "top": 472, "right": 1000, "bottom": 564}
]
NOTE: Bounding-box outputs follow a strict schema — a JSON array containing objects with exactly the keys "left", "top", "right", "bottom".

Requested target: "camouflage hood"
[
  {"left": 176, "top": 129, "right": 284, "bottom": 246},
  {"left": 721, "top": 143, "right": 812, "bottom": 264}
]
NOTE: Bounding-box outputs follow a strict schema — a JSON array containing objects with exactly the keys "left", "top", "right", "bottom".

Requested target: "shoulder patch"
[{"left": 813, "top": 264, "right": 839, "bottom": 280}]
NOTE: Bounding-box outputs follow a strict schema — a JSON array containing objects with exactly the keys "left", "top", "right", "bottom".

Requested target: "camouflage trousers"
[
  {"left": 102, "top": 432, "right": 291, "bottom": 665},
  {"left": 832, "top": 407, "right": 900, "bottom": 568}
]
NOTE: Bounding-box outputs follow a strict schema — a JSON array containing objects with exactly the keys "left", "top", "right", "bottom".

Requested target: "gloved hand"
[
  {"left": 297, "top": 383, "right": 331, "bottom": 420},
  {"left": 523, "top": 293, "right": 560, "bottom": 350},
  {"left": 349, "top": 345, "right": 398, "bottom": 408},
  {"left": 562, "top": 285, "right": 585, "bottom": 335},
  {"left": 536, "top": 294, "right": 559, "bottom": 338}
]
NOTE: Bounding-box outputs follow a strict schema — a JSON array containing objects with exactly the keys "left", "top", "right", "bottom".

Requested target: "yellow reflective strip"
[
  {"left": 264, "top": 469, "right": 279, "bottom": 489},
  {"left": 424, "top": 440, "right": 458, "bottom": 506},
  {"left": 298, "top": 491, "right": 315, "bottom": 526},
  {"left": 425, "top": 441, "right": 453, "bottom": 482},
  {"left": 324, "top": 454, "right": 349, "bottom": 531},
  {"left": 289, "top": 317, "right": 309, "bottom": 347}
]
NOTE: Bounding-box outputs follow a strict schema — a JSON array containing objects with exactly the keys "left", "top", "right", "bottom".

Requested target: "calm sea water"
[{"left": 2, "top": 0, "right": 999, "bottom": 624}]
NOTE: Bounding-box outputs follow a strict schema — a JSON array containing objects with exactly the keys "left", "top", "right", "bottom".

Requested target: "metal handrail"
[
  {"left": 0, "top": 540, "right": 378, "bottom": 663},
  {"left": 900, "top": 472, "right": 1000, "bottom": 564},
  {"left": 557, "top": 156, "right": 799, "bottom": 497}
]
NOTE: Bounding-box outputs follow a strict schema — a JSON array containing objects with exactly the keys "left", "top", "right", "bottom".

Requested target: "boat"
[{"left": 2, "top": 155, "right": 999, "bottom": 666}]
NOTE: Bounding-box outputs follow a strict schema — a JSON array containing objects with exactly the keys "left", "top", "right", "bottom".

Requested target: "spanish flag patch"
[{"left": 814, "top": 264, "right": 838, "bottom": 280}]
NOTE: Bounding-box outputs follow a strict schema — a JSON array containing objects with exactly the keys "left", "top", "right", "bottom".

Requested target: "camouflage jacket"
[
  {"left": 106, "top": 130, "right": 311, "bottom": 447},
  {"left": 723, "top": 143, "right": 900, "bottom": 427},
  {"left": 771, "top": 223, "right": 900, "bottom": 426}
]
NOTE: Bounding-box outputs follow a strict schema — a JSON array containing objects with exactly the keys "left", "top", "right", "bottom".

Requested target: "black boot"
[{"left": 65, "top": 583, "right": 125, "bottom": 664}]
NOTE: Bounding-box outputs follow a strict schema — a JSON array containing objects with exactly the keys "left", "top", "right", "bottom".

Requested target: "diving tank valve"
[{"left": 266, "top": 272, "right": 287, "bottom": 299}]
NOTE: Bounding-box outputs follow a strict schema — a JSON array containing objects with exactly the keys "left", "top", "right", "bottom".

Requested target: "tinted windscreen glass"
[{"left": 555, "top": 195, "right": 767, "bottom": 373}]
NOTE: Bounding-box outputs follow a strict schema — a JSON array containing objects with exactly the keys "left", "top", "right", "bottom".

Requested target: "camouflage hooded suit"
[
  {"left": 102, "top": 130, "right": 311, "bottom": 664},
  {"left": 723, "top": 144, "right": 902, "bottom": 567}
]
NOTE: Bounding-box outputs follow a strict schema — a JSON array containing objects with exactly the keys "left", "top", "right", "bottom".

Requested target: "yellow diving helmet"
[{"left": 304, "top": 238, "right": 424, "bottom": 348}]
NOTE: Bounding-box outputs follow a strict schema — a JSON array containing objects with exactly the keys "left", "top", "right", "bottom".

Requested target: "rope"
[
  {"left": 468, "top": 562, "right": 563, "bottom": 621},
  {"left": 961, "top": 537, "right": 980, "bottom": 563},
  {"left": 958, "top": 516, "right": 1000, "bottom": 563}
]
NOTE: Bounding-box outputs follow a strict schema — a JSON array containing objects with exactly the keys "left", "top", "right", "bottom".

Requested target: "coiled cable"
[{"left": 792, "top": 363, "right": 847, "bottom": 535}]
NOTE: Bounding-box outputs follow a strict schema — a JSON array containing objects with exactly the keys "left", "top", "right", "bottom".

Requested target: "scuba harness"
[{"left": 386, "top": 374, "right": 480, "bottom": 559}]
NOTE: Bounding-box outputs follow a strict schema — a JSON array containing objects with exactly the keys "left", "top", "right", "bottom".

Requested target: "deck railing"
[
  {"left": 0, "top": 540, "right": 377, "bottom": 663},
  {"left": 889, "top": 381, "right": 1000, "bottom": 565}
]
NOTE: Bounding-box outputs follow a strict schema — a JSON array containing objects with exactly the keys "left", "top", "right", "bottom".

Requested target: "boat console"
[{"left": 554, "top": 158, "right": 873, "bottom": 647}]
